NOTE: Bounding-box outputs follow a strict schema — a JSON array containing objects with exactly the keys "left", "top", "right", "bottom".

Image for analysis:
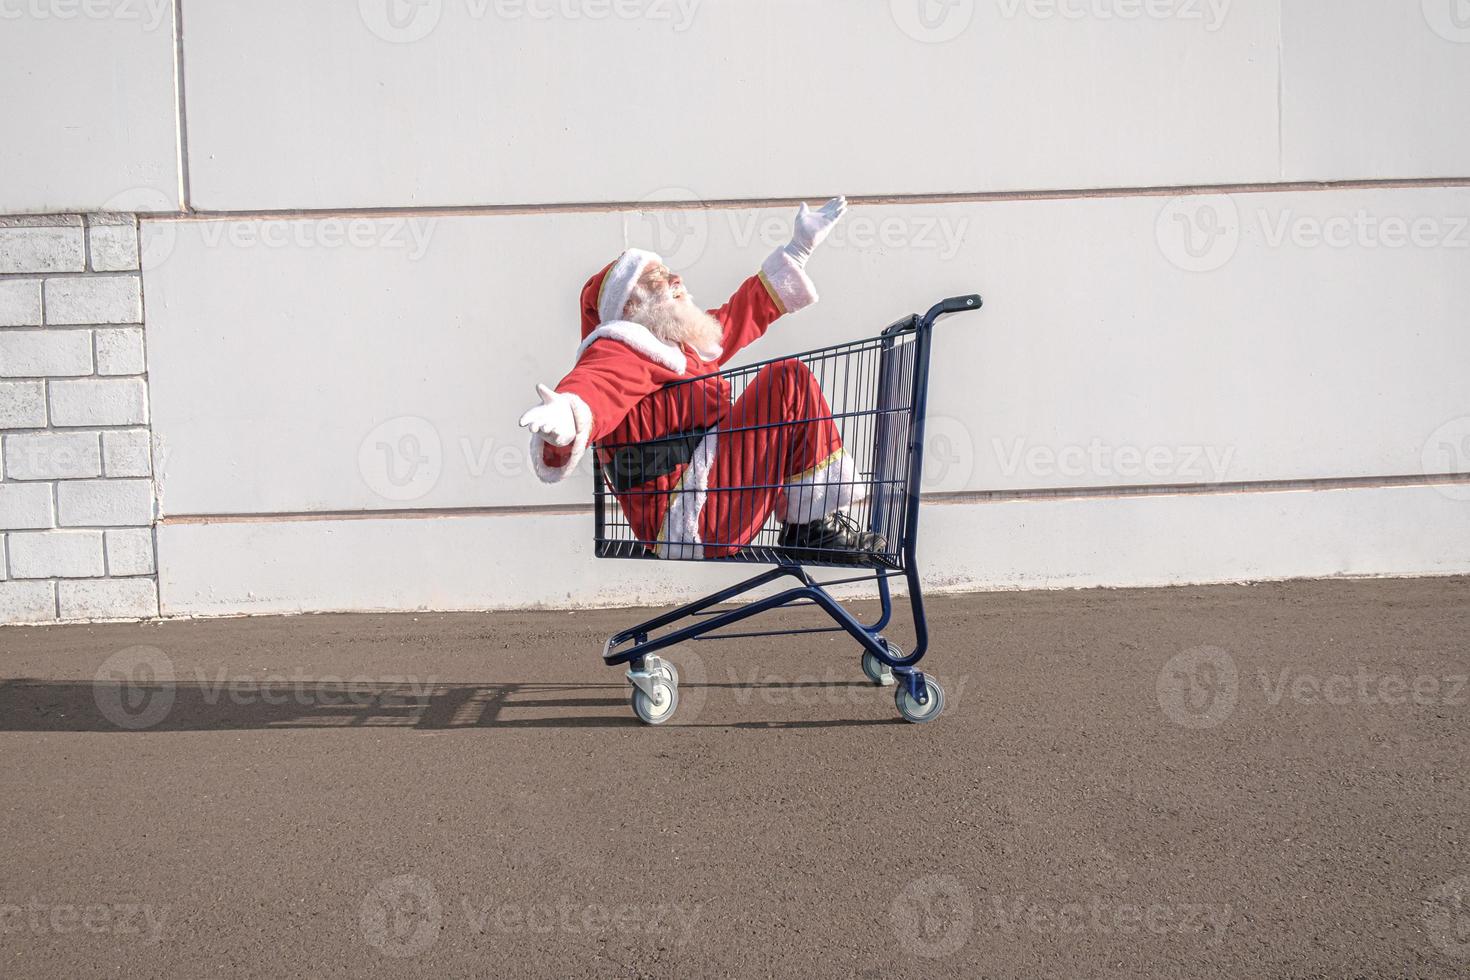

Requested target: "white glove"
[
  {"left": 782, "top": 196, "right": 847, "bottom": 266},
  {"left": 518, "top": 383, "right": 576, "bottom": 448}
]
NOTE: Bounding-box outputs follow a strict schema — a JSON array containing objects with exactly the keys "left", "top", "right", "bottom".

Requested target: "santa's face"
[
  {"left": 632, "top": 262, "right": 691, "bottom": 307},
  {"left": 624, "top": 262, "right": 723, "bottom": 356}
]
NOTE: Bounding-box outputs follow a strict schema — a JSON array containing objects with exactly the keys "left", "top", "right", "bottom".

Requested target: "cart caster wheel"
[
  {"left": 862, "top": 647, "right": 896, "bottom": 687},
  {"left": 645, "top": 655, "right": 678, "bottom": 688},
  {"left": 895, "top": 676, "right": 945, "bottom": 724},
  {"left": 631, "top": 679, "right": 679, "bottom": 725}
]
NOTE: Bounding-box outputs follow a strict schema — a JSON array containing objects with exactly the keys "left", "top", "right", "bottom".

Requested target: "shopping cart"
[{"left": 594, "top": 294, "right": 983, "bottom": 725}]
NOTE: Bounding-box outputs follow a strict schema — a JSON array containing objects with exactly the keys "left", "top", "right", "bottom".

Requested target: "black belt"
[{"left": 602, "top": 426, "right": 712, "bottom": 493}]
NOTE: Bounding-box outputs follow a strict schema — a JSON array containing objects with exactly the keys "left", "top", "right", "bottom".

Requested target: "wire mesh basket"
[{"left": 593, "top": 322, "right": 925, "bottom": 569}]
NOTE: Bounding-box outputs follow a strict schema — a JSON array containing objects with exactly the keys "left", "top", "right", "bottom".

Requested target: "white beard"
[{"left": 628, "top": 291, "right": 724, "bottom": 359}]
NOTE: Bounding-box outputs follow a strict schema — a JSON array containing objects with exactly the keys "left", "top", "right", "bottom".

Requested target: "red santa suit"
[{"left": 531, "top": 247, "right": 858, "bottom": 559}]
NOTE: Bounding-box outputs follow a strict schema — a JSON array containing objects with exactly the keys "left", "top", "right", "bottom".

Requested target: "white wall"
[
  {"left": 4, "top": 0, "right": 1469, "bottom": 619},
  {"left": 0, "top": 2, "right": 179, "bottom": 213}
]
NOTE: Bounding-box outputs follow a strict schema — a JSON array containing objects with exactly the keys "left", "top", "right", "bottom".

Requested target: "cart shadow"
[{"left": 0, "top": 678, "right": 901, "bottom": 732}]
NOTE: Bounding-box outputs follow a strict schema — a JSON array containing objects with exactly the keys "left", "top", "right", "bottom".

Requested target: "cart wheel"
[
  {"left": 631, "top": 679, "right": 679, "bottom": 725},
  {"left": 861, "top": 648, "right": 896, "bottom": 687},
  {"left": 895, "top": 676, "right": 945, "bottom": 724}
]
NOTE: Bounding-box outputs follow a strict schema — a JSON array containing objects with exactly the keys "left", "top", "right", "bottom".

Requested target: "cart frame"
[{"left": 594, "top": 293, "right": 983, "bottom": 723}]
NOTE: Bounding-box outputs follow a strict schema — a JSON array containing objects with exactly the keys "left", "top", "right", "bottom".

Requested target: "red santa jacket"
[{"left": 531, "top": 247, "right": 818, "bottom": 555}]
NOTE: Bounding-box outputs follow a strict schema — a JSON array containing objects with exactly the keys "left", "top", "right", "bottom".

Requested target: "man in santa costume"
[{"left": 518, "top": 197, "right": 883, "bottom": 562}]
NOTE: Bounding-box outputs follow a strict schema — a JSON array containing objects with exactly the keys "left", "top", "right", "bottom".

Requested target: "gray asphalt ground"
[{"left": 1, "top": 575, "right": 1467, "bottom": 978}]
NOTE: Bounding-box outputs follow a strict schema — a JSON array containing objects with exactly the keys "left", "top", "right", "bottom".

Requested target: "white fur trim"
[
  {"left": 778, "top": 450, "right": 861, "bottom": 525},
  {"left": 598, "top": 248, "right": 661, "bottom": 324},
  {"left": 576, "top": 320, "right": 687, "bottom": 374},
  {"left": 656, "top": 430, "right": 718, "bottom": 560},
  {"left": 529, "top": 391, "right": 593, "bottom": 484},
  {"left": 759, "top": 247, "right": 819, "bottom": 315}
]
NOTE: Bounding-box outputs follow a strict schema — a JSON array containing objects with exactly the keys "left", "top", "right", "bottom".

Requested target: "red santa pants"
[{"left": 697, "top": 359, "right": 857, "bottom": 558}]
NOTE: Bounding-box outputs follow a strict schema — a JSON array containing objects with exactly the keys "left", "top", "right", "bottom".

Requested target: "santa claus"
[{"left": 518, "top": 197, "right": 884, "bottom": 562}]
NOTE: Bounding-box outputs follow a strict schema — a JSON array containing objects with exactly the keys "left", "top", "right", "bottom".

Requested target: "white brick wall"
[{"left": 1, "top": 214, "right": 158, "bottom": 623}]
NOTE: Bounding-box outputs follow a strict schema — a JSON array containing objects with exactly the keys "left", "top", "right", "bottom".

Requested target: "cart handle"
[{"left": 922, "top": 294, "right": 983, "bottom": 327}]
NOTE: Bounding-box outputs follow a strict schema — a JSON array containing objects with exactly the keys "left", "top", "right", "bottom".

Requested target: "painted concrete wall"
[{"left": 3, "top": 0, "right": 1469, "bottom": 620}]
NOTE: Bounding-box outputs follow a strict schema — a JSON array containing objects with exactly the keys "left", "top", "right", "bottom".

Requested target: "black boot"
[{"left": 778, "top": 511, "right": 886, "bottom": 564}]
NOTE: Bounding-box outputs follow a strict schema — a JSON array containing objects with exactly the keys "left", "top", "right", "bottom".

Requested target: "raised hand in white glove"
[
  {"left": 518, "top": 383, "right": 576, "bottom": 448},
  {"left": 782, "top": 196, "right": 847, "bottom": 267}
]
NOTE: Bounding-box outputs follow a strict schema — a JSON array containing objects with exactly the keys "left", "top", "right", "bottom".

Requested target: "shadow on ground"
[{"left": 0, "top": 678, "right": 898, "bottom": 731}]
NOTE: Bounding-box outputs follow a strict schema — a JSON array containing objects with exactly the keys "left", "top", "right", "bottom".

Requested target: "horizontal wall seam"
[
  {"left": 144, "top": 177, "right": 1470, "bottom": 223},
  {"left": 157, "top": 472, "right": 1470, "bottom": 526}
]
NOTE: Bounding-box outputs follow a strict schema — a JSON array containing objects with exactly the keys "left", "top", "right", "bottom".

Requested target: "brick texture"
[
  {"left": 8, "top": 530, "right": 106, "bottom": 578},
  {"left": 1, "top": 213, "right": 158, "bottom": 624},
  {"left": 44, "top": 276, "right": 142, "bottom": 325},
  {"left": 0, "top": 224, "right": 85, "bottom": 274}
]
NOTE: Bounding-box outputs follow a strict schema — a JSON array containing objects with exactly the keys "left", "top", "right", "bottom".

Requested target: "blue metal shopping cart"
[{"left": 594, "top": 294, "right": 983, "bottom": 724}]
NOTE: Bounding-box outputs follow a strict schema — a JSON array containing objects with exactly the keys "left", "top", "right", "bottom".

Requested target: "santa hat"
[
  {"left": 570, "top": 247, "right": 695, "bottom": 374},
  {"left": 581, "top": 248, "right": 662, "bottom": 338}
]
